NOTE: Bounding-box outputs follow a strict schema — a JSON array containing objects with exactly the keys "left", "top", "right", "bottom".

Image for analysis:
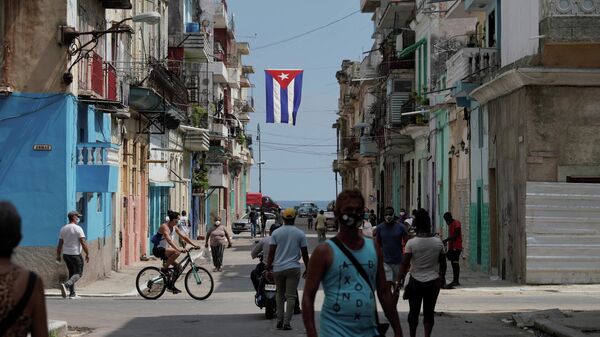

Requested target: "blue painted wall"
[
  {"left": 0, "top": 93, "right": 76, "bottom": 246},
  {"left": 0, "top": 93, "right": 117, "bottom": 247}
]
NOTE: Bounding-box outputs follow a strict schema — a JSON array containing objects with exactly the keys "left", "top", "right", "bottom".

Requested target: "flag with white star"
[{"left": 265, "top": 69, "right": 304, "bottom": 125}]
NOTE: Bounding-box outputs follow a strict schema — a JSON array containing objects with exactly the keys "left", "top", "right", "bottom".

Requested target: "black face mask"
[{"left": 339, "top": 213, "right": 363, "bottom": 228}]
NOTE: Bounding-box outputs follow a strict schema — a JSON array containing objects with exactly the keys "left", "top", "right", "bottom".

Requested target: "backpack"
[{"left": 150, "top": 232, "right": 162, "bottom": 247}]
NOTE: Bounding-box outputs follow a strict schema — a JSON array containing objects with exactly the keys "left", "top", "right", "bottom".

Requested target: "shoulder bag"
[{"left": 331, "top": 237, "right": 390, "bottom": 337}]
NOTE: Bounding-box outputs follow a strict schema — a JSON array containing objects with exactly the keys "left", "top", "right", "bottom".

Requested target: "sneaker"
[
  {"left": 68, "top": 294, "right": 81, "bottom": 299},
  {"left": 59, "top": 283, "right": 67, "bottom": 298},
  {"left": 282, "top": 324, "right": 292, "bottom": 331},
  {"left": 276, "top": 321, "right": 283, "bottom": 330},
  {"left": 171, "top": 286, "right": 182, "bottom": 294},
  {"left": 448, "top": 281, "right": 460, "bottom": 288}
]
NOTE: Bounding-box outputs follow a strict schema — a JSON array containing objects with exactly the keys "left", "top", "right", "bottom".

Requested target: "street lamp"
[
  {"left": 257, "top": 161, "right": 266, "bottom": 194},
  {"left": 59, "top": 12, "right": 162, "bottom": 84}
]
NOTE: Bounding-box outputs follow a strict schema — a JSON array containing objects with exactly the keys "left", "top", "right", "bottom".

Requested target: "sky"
[{"left": 228, "top": 0, "right": 373, "bottom": 202}]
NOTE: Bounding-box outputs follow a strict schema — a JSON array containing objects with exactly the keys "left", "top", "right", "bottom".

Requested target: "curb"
[
  {"left": 534, "top": 319, "right": 589, "bottom": 337},
  {"left": 45, "top": 289, "right": 139, "bottom": 298},
  {"left": 49, "top": 320, "right": 68, "bottom": 337}
]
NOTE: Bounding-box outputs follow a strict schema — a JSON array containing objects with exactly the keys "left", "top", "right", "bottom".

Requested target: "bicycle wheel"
[
  {"left": 184, "top": 266, "right": 214, "bottom": 300},
  {"left": 136, "top": 266, "right": 167, "bottom": 300}
]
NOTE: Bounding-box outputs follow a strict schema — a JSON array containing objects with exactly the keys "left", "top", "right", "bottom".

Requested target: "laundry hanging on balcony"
[{"left": 264, "top": 69, "right": 303, "bottom": 125}]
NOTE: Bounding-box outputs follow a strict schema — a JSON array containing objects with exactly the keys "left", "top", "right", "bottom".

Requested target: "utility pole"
[{"left": 257, "top": 123, "right": 262, "bottom": 193}]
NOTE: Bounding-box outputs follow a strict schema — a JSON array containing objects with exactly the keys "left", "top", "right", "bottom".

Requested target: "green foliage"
[
  {"left": 236, "top": 131, "right": 246, "bottom": 146},
  {"left": 191, "top": 105, "right": 208, "bottom": 128},
  {"left": 192, "top": 168, "right": 209, "bottom": 192}
]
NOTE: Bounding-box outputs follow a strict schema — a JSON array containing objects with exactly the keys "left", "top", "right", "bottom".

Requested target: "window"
[
  {"left": 76, "top": 193, "right": 85, "bottom": 222},
  {"left": 97, "top": 193, "right": 103, "bottom": 212}
]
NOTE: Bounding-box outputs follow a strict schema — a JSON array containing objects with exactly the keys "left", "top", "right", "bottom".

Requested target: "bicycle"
[{"left": 136, "top": 247, "right": 214, "bottom": 300}]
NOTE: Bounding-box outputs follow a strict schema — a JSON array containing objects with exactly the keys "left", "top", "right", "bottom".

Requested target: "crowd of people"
[{"left": 245, "top": 190, "right": 462, "bottom": 337}]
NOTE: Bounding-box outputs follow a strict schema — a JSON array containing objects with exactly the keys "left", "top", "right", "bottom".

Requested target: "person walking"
[
  {"left": 315, "top": 210, "right": 327, "bottom": 242},
  {"left": 374, "top": 206, "right": 408, "bottom": 294},
  {"left": 56, "top": 210, "right": 89, "bottom": 299},
  {"left": 442, "top": 212, "right": 462, "bottom": 288},
  {"left": 368, "top": 209, "right": 378, "bottom": 227},
  {"left": 307, "top": 213, "right": 314, "bottom": 230},
  {"left": 260, "top": 210, "right": 268, "bottom": 237},
  {"left": 249, "top": 209, "right": 258, "bottom": 238},
  {"left": 177, "top": 210, "right": 191, "bottom": 248},
  {"left": 265, "top": 208, "right": 309, "bottom": 331},
  {"left": 205, "top": 216, "right": 232, "bottom": 272},
  {"left": 399, "top": 209, "right": 446, "bottom": 337},
  {"left": 0, "top": 201, "right": 49, "bottom": 337},
  {"left": 302, "top": 190, "right": 403, "bottom": 337}
]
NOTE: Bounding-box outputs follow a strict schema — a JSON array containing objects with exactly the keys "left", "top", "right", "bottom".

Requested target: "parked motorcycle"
[{"left": 253, "top": 253, "right": 277, "bottom": 319}]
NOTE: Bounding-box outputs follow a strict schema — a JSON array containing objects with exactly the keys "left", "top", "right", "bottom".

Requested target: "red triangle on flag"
[{"left": 266, "top": 69, "right": 303, "bottom": 89}]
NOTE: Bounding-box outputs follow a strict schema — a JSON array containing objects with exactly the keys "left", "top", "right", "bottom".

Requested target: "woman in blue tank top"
[{"left": 302, "top": 190, "right": 404, "bottom": 337}]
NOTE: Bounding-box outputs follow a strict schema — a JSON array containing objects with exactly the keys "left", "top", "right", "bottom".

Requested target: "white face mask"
[{"left": 215, "top": 221, "right": 221, "bottom": 226}]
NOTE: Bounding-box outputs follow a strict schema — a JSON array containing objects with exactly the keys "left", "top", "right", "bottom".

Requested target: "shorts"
[
  {"left": 152, "top": 246, "right": 167, "bottom": 259},
  {"left": 383, "top": 263, "right": 401, "bottom": 282},
  {"left": 447, "top": 249, "right": 462, "bottom": 262}
]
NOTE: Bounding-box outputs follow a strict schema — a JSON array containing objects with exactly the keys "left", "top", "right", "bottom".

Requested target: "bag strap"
[
  {"left": 0, "top": 272, "right": 37, "bottom": 336},
  {"left": 330, "top": 237, "right": 382, "bottom": 326}
]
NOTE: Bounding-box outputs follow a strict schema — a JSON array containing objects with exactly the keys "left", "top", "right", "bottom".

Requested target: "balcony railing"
[
  {"left": 446, "top": 47, "right": 498, "bottom": 87},
  {"left": 361, "top": 0, "right": 380, "bottom": 13},
  {"left": 78, "top": 52, "right": 118, "bottom": 101},
  {"left": 360, "top": 136, "right": 378, "bottom": 156},
  {"left": 77, "top": 143, "right": 119, "bottom": 166}
]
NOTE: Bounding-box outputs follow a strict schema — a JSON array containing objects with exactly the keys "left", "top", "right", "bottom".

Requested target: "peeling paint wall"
[{"left": 3, "top": 0, "right": 68, "bottom": 92}]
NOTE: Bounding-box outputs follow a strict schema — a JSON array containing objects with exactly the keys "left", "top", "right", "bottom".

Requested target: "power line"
[{"left": 254, "top": 10, "right": 360, "bottom": 51}]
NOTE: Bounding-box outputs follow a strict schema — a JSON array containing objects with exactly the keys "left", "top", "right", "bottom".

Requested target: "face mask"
[
  {"left": 384, "top": 215, "right": 394, "bottom": 223},
  {"left": 215, "top": 221, "right": 221, "bottom": 226},
  {"left": 400, "top": 212, "right": 406, "bottom": 217},
  {"left": 75, "top": 218, "right": 80, "bottom": 224},
  {"left": 339, "top": 213, "right": 362, "bottom": 228}
]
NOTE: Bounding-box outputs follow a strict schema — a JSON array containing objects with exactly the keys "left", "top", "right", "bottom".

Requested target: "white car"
[{"left": 232, "top": 212, "right": 276, "bottom": 234}]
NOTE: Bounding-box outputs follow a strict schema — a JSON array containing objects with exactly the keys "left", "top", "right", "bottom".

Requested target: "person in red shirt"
[{"left": 443, "top": 212, "right": 462, "bottom": 288}]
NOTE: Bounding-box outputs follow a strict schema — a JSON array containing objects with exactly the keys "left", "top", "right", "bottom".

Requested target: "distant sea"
[{"left": 278, "top": 200, "right": 331, "bottom": 210}]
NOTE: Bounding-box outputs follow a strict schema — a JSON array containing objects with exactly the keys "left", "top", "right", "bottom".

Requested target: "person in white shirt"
[
  {"left": 178, "top": 210, "right": 191, "bottom": 247},
  {"left": 56, "top": 211, "right": 89, "bottom": 299}
]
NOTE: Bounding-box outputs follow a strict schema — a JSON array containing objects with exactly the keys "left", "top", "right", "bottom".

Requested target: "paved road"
[{"left": 47, "top": 219, "right": 600, "bottom": 336}]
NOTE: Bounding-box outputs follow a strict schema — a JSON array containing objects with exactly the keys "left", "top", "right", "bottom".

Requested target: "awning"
[{"left": 398, "top": 38, "right": 427, "bottom": 58}]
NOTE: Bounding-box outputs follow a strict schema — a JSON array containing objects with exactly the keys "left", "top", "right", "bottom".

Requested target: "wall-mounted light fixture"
[
  {"left": 59, "top": 12, "right": 161, "bottom": 85},
  {"left": 448, "top": 145, "right": 456, "bottom": 157}
]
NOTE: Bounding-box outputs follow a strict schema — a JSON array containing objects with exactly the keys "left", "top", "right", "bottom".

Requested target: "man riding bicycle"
[{"left": 151, "top": 210, "right": 200, "bottom": 293}]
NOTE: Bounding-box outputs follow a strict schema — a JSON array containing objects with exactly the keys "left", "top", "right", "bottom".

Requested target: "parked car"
[
  {"left": 324, "top": 211, "right": 336, "bottom": 231},
  {"left": 232, "top": 212, "right": 276, "bottom": 235},
  {"left": 297, "top": 202, "right": 319, "bottom": 217}
]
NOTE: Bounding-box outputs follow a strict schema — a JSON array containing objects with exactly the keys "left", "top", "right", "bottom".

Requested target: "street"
[{"left": 47, "top": 219, "right": 600, "bottom": 337}]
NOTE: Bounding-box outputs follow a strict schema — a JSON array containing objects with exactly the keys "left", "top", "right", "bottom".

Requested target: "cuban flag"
[{"left": 265, "top": 69, "right": 304, "bottom": 125}]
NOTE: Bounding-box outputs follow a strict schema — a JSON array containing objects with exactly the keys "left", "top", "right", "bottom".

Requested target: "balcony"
[
  {"left": 237, "top": 42, "right": 250, "bottom": 55},
  {"left": 228, "top": 67, "right": 240, "bottom": 88},
  {"left": 384, "top": 133, "right": 414, "bottom": 155},
  {"left": 183, "top": 33, "right": 212, "bottom": 61},
  {"left": 210, "top": 122, "right": 229, "bottom": 139},
  {"left": 378, "top": 0, "right": 416, "bottom": 30},
  {"left": 78, "top": 52, "right": 119, "bottom": 102},
  {"left": 361, "top": 0, "right": 380, "bottom": 13},
  {"left": 210, "top": 61, "right": 228, "bottom": 83},
  {"left": 76, "top": 143, "right": 119, "bottom": 193},
  {"left": 183, "top": 128, "right": 210, "bottom": 152},
  {"left": 360, "top": 136, "right": 378, "bottom": 157},
  {"left": 446, "top": 48, "right": 498, "bottom": 103},
  {"left": 208, "top": 165, "right": 227, "bottom": 188},
  {"left": 214, "top": 2, "right": 229, "bottom": 29}
]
